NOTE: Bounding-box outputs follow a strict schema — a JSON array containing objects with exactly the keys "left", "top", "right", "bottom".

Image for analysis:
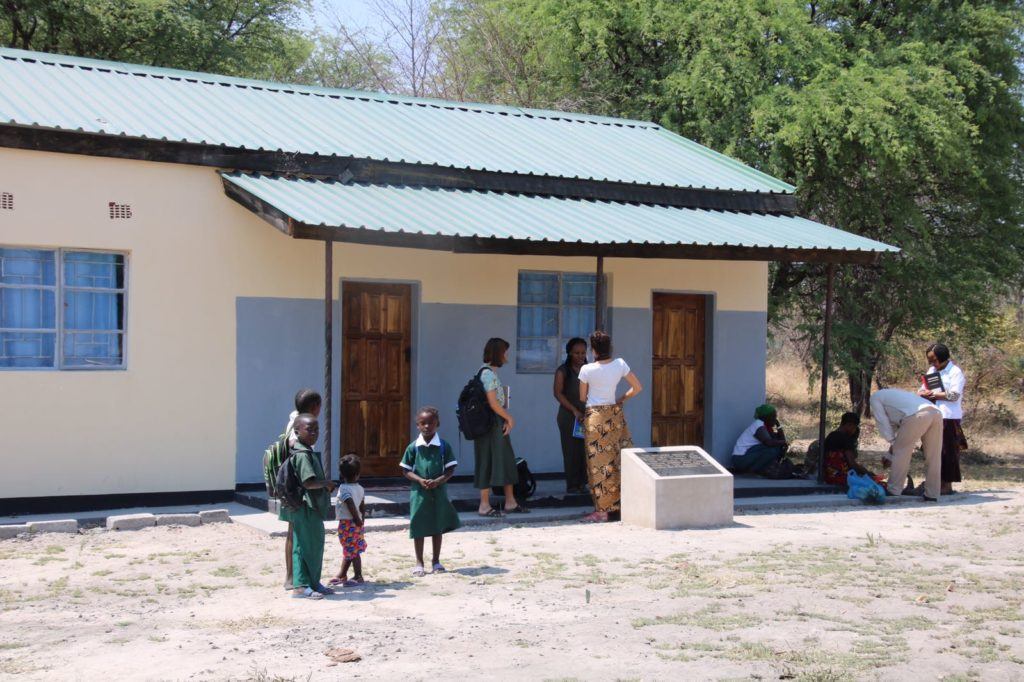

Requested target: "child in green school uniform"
[
  {"left": 289, "top": 414, "right": 336, "bottom": 600},
  {"left": 400, "top": 406, "right": 461, "bottom": 577}
]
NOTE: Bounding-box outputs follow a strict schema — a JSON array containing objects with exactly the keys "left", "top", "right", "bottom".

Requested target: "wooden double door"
[
  {"left": 342, "top": 282, "right": 412, "bottom": 476},
  {"left": 651, "top": 293, "right": 706, "bottom": 447}
]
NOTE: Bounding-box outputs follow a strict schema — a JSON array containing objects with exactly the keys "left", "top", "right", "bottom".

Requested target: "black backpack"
[
  {"left": 456, "top": 368, "right": 494, "bottom": 440},
  {"left": 274, "top": 449, "right": 306, "bottom": 511},
  {"left": 492, "top": 458, "right": 538, "bottom": 501}
]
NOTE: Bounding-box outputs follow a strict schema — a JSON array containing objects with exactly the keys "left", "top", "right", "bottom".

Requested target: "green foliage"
[
  {"left": 0, "top": 0, "right": 313, "bottom": 81},
  {"left": 441, "top": 0, "right": 1024, "bottom": 410}
]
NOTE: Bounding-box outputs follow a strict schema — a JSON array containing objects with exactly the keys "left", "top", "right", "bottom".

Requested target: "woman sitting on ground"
[
  {"left": 731, "top": 404, "right": 789, "bottom": 474},
  {"left": 822, "top": 412, "right": 883, "bottom": 486}
]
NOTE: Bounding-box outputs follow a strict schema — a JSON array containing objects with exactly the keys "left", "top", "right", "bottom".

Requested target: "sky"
[{"left": 304, "top": 0, "right": 381, "bottom": 32}]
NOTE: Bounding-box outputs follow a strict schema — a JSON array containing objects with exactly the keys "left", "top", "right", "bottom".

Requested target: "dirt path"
[{"left": 2, "top": 492, "right": 1023, "bottom": 681}]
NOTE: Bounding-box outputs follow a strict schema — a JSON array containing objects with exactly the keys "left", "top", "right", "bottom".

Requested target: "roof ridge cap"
[{"left": 0, "top": 47, "right": 658, "bottom": 130}]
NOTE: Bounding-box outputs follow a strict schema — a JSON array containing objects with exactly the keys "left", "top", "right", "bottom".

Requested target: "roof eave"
[
  {"left": 222, "top": 175, "right": 889, "bottom": 265},
  {"left": 3, "top": 123, "right": 799, "bottom": 213}
]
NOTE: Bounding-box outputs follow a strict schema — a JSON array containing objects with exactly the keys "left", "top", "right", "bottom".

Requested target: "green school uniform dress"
[
  {"left": 400, "top": 434, "right": 462, "bottom": 539},
  {"left": 473, "top": 366, "right": 519, "bottom": 489},
  {"left": 290, "top": 443, "right": 331, "bottom": 589}
]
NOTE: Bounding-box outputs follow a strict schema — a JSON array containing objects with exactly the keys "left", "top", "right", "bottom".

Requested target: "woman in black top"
[{"left": 552, "top": 338, "right": 589, "bottom": 494}]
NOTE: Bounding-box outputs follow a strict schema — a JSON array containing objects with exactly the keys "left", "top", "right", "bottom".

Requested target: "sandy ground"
[{"left": 2, "top": 493, "right": 1023, "bottom": 682}]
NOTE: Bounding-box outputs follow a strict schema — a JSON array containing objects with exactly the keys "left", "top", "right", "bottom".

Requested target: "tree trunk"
[{"left": 847, "top": 367, "right": 876, "bottom": 418}]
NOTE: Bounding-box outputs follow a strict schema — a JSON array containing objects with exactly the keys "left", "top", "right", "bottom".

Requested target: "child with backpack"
[
  {"left": 287, "top": 413, "right": 336, "bottom": 600},
  {"left": 330, "top": 454, "right": 367, "bottom": 587},
  {"left": 263, "top": 389, "right": 321, "bottom": 589},
  {"left": 400, "top": 406, "right": 461, "bottom": 577}
]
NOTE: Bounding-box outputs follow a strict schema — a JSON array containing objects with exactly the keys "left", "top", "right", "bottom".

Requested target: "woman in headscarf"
[{"left": 731, "top": 404, "right": 789, "bottom": 474}]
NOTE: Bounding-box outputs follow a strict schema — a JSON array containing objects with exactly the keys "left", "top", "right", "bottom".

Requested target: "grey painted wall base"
[{"left": 235, "top": 296, "right": 767, "bottom": 484}]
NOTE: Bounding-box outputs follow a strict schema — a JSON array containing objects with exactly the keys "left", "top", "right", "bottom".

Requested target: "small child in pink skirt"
[{"left": 330, "top": 454, "right": 366, "bottom": 586}]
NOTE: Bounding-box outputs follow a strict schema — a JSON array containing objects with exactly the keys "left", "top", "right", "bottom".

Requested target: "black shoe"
[
  {"left": 922, "top": 495, "right": 938, "bottom": 502},
  {"left": 901, "top": 475, "right": 916, "bottom": 495}
]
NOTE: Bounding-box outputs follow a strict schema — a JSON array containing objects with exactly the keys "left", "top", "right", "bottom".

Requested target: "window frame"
[
  {"left": 0, "top": 246, "right": 129, "bottom": 371},
  {"left": 515, "top": 269, "right": 606, "bottom": 374}
]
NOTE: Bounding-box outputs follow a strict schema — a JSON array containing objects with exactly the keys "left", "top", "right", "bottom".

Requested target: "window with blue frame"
[
  {"left": 0, "top": 248, "right": 126, "bottom": 369},
  {"left": 516, "top": 271, "right": 604, "bottom": 373}
]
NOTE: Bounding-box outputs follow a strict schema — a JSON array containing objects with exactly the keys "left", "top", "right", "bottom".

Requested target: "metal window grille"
[
  {"left": 0, "top": 246, "right": 127, "bottom": 370},
  {"left": 108, "top": 202, "right": 132, "bottom": 219},
  {"left": 0, "top": 192, "right": 12, "bottom": 210},
  {"left": 515, "top": 271, "right": 605, "bottom": 373}
]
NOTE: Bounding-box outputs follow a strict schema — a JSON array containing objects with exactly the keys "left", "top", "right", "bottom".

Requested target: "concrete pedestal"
[{"left": 621, "top": 446, "right": 733, "bottom": 529}]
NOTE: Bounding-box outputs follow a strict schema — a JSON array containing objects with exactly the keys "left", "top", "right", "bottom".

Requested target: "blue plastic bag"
[{"left": 847, "top": 471, "right": 886, "bottom": 504}]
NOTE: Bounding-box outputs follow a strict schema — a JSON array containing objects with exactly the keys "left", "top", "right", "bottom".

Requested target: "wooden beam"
[
  {"left": 595, "top": 256, "right": 606, "bottom": 331},
  {"left": 221, "top": 177, "right": 294, "bottom": 235},
  {"left": 817, "top": 263, "right": 836, "bottom": 483},
  {"left": 323, "top": 240, "right": 334, "bottom": 480},
  {"left": 289, "top": 221, "right": 885, "bottom": 265},
  {"left": 3, "top": 124, "right": 798, "bottom": 214}
]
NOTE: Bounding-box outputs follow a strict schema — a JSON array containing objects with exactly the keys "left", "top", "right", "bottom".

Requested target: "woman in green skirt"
[
  {"left": 474, "top": 337, "right": 528, "bottom": 516},
  {"left": 400, "top": 407, "right": 461, "bottom": 576}
]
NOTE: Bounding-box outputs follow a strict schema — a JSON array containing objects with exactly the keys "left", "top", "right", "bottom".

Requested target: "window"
[
  {"left": 0, "top": 248, "right": 126, "bottom": 369},
  {"left": 516, "top": 271, "right": 604, "bottom": 372}
]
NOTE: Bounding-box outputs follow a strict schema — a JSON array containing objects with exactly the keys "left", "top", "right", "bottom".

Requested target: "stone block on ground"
[
  {"left": 27, "top": 519, "right": 78, "bottom": 534},
  {"left": 622, "top": 446, "right": 734, "bottom": 530},
  {"left": 199, "top": 509, "right": 231, "bottom": 524},
  {"left": 106, "top": 513, "right": 157, "bottom": 531},
  {"left": 0, "top": 524, "right": 28, "bottom": 540},
  {"left": 155, "top": 513, "right": 202, "bottom": 527}
]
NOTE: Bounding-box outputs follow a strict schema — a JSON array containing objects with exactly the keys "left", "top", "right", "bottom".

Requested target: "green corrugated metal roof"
[
  {"left": 0, "top": 47, "right": 794, "bottom": 194},
  {"left": 222, "top": 173, "right": 897, "bottom": 255}
]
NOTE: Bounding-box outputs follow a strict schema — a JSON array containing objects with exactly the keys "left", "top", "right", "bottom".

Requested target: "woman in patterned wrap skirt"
[{"left": 578, "top": 330, "right": 643, "bottom": 522}]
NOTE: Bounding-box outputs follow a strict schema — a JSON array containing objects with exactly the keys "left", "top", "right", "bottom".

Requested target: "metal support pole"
[
  {"left": 595, "top": 256, "right": 605, "bottom": 331},
  {"left": 323, "top": 239, "right": 334, "bottom": 480},
  {"left": 817, "top": 263, "right": 836, "bottom": 483}
]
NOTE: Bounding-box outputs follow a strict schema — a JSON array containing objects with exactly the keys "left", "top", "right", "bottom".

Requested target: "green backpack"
[{"left": 262, "top": 433, "right": 289, "bottom": 499}]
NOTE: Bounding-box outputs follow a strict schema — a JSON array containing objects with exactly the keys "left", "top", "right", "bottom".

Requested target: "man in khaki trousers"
[{"left": 869, "top": 388, "right": 943, "bottom": 501}]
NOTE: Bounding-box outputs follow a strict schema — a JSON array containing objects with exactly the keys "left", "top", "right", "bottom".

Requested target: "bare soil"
[{"left": 2, "top": 491, "right": 1024, "bottom": 681}]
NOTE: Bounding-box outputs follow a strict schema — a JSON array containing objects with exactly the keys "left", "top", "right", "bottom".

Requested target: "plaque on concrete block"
[
  {"left": 636, "top": 450, "right": 722, "bottom": 477},
  {"left": 621, "top": 446, "right": 733, "bottom": 530}
]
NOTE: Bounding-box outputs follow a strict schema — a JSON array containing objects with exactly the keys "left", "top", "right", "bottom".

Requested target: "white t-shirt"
[
  {"left": 284, "top": 410, "right": 299, "bottom": 446},
  {"left": 334, "top": 483, "right": 365, "bottom": 520},
  {"left": 733, "top": 419, "right": 764, "bottom": 456},
  {"left": 923, "top": 361, "right": 966, "bottom": 420},
  {"left": 578, "top": 358, "right": 630, "bottom": 407}
]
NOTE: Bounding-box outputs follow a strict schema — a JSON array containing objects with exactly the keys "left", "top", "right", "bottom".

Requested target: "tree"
[
  {"left": 440, "top": 0, "right": 1024, "bottom": 413},
  {"left": 295, "top": 28, "right": 393, "bottom": 90},
  {"left": 0, "top": 0, "right": 313, "bottom": 81}
]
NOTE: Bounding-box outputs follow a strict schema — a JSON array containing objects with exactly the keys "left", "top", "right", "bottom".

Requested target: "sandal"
[
  {"left": 432, "top": 562, "right": 446, "bottom": 574},
  {"left": 328, "top": 577, "right": 345, "bottom": 586},
  {"left": 313, "top": 583, "right": 335, "bottom": 595},
  {"left": 291, "top": 587, "right": 323, "bottom": 600},
  {"left": 412, "top": 565, "right": 426, "bottom": 577},
  {"left": 581, "top": 511, "right": 608, "bottom": 523},
  {"left": 505, "top": 505, "right": 530, "bottom": 514},
  {"left": 478, "top": 508, "right": 502, "bottom": 518}
]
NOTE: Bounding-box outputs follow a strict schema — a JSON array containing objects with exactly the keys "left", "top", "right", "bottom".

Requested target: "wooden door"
[
  {"left": 652, "top": 293, "right": 706, "bottom": 447},
  {"left": 342, "top": 282, "right": 412, "bottom": 476}
]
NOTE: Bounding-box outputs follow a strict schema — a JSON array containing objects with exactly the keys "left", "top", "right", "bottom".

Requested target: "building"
[{"left": 0, "top": 48, "right": 896, "bottom": 512}]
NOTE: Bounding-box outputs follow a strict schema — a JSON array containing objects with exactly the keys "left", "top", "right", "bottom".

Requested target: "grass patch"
[
  {"left": 211, "top": 565, "right": 242, "bottom": 578},
  {"left": 633, "top": 604, "right": 762, "bottom": 631}
]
